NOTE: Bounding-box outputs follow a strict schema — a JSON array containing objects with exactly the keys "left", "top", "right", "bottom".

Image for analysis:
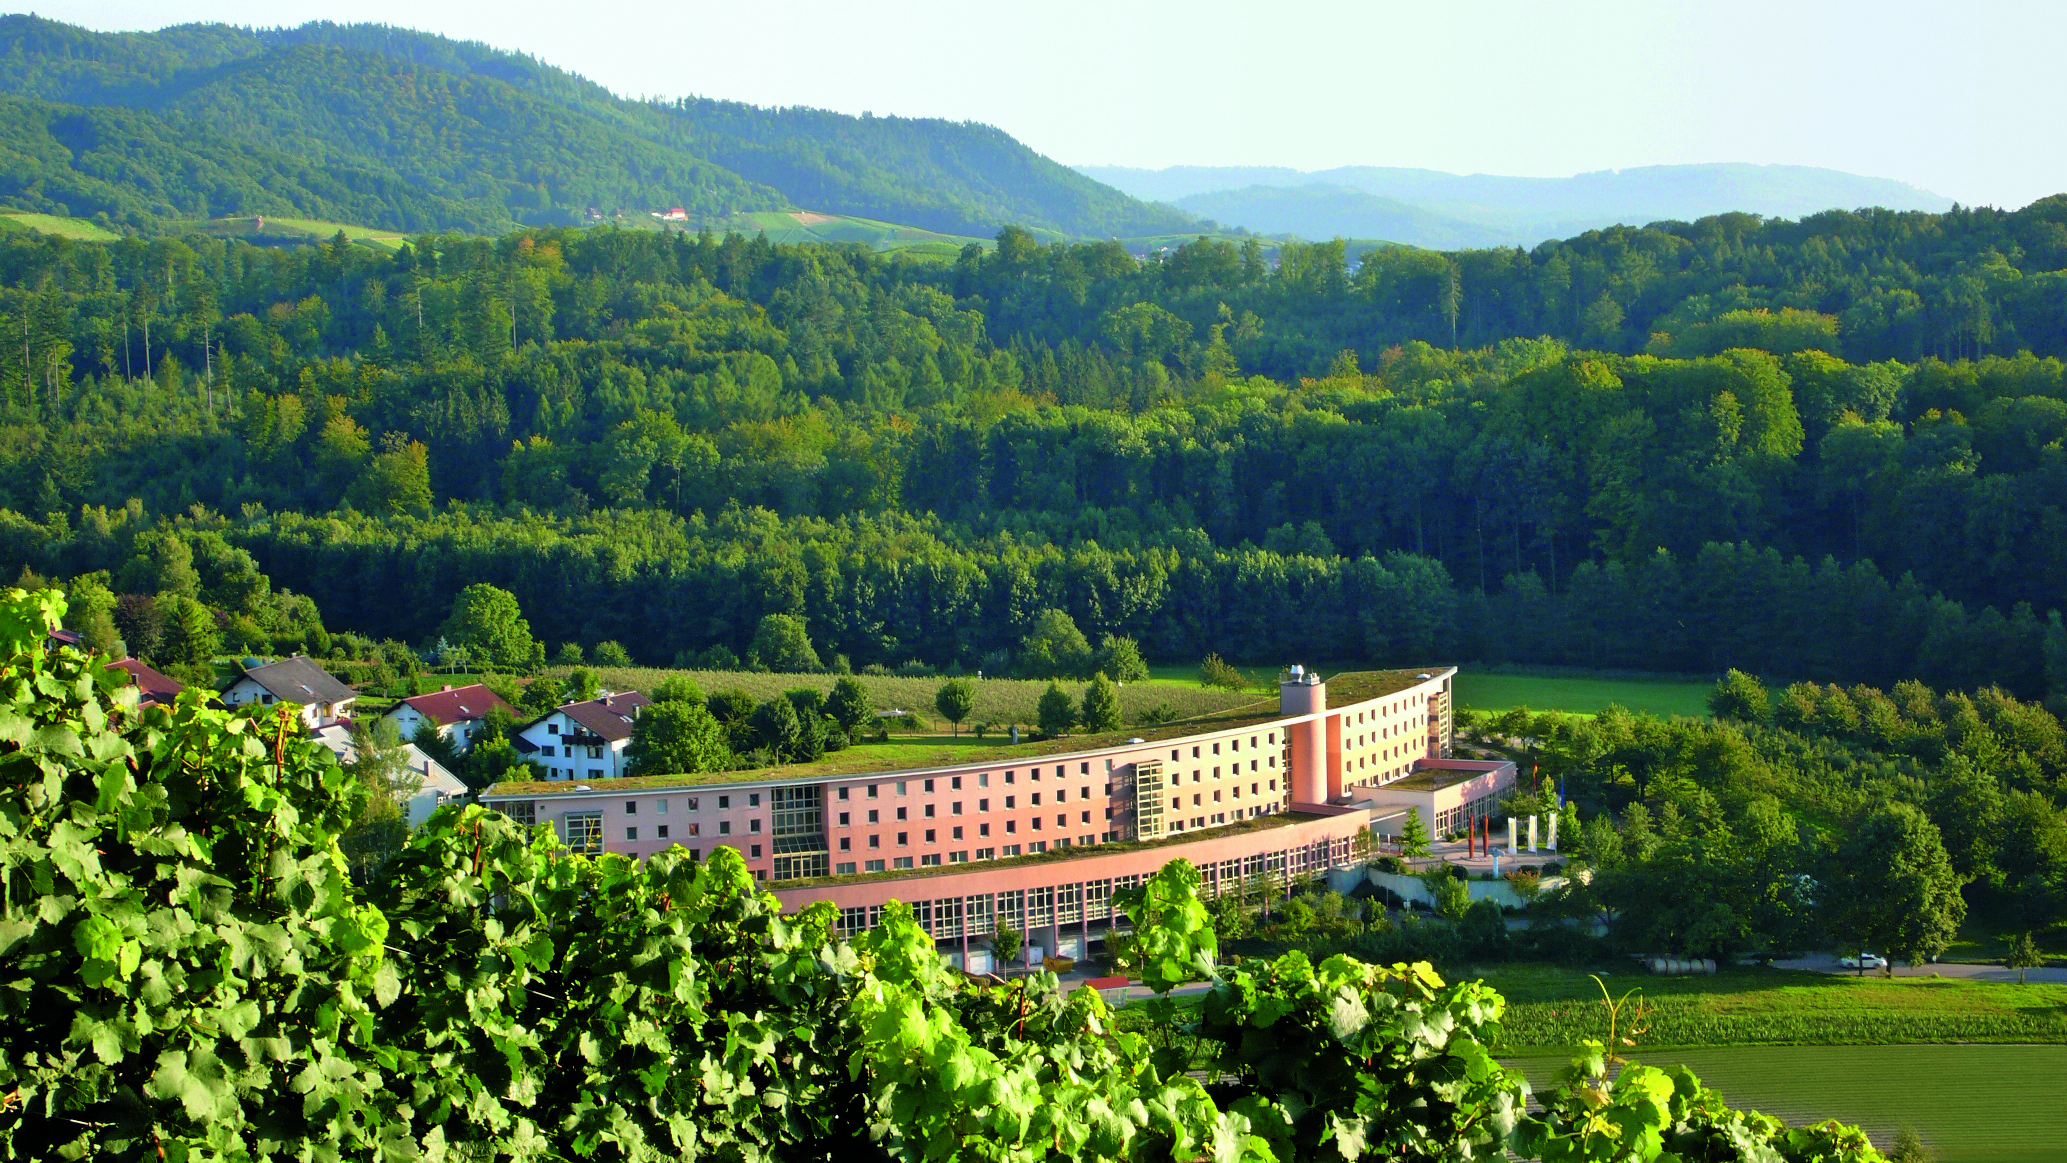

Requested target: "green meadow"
[
  {"left": 0, "top": 211, "right": 121, "bottom": 241},
  {"left": 1453, "top": 670, "right": 1715, "bottom": 719},
  {"left": 1509, "top": 1044, "right": 2067, "bottom": 1163}
]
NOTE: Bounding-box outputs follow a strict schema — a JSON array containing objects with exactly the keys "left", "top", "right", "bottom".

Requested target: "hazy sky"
[{"left": 18, "top": 0, "right": 2065, "bottom": 208}]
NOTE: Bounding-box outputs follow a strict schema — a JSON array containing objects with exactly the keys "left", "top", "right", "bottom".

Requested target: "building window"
[
  {"left": 896, "top": 832, "right": 908, "bottom": 846},
  {"left": 500, "top": 800, "right": 536, "bottom": 827},
  {"left": 924, "top": 829, "right": 936, "bottom": 843},
  {"left": 750, "top": 845, "right": 762, "bottom": 859},
  {"left": 749, "top": 793, "right": 761, "bottom": 808},
  {"left": 839, "top": 812, "right": 851, "bottom": 826},
  {"left": 951, "top": 776, "right": 962, "bottom": 789},
  {"left": 563, "top": 813, "right": 603, "bottom": 856},
  {"left": 838, "top": 787, "right": 850, "bottom": 800},
  {"left": 657, "top": 799, "right": 669, "bottom": 814},
  {"left": 923, "top": 804, "right": 935, "bottom": 818},
  {"left": 921, "top": 854, "right": 941, "bottom": 866},
  {"left": 952, "top": 825, "right": 964, "bottom": 840},
  {"left": 979, "top": 799, "right": 990, "bottom": 812},
  {"left": 896, "top": 807, "right": 908, "bottom": 822},
  {"left": 976, "top": 847, "right": 995, "bottom": 860},
  {"left": 868, "top": 784, "right": 879, "bottom": 798},
  {"left": 924, "top": 779, "right": 935, "bottom": 792},
  {"left": 836, "top": 862, "right": 857, "bottom": 875},
  {"left": 1031, "top": 818, "right": 1042, "bottom": 831},
  {"left": 1002, "top": 845, "right": 1021, "bottom": 856},
  {"left": 869, "top": 835, "right": 881, "bottom": 849},
  {"left": 952, "top": 801, "right": 963, "bottom": 815},
  {"left": 1006, "top": 820, "right": 1016, "bottom": 834},
  {"left": 657, "top": 825, "right": 669, "bottom": 839},
  {"left": 719, "top": 821, "right": 732, "bottom": 835},
  {"left": 548, "top": 723, "right": 560, "bottom": 735},
  {"left": 1005, "top": 796, "right": 1015, "bottom": 809},
  {"left": 980, "top": 823, "right": 990, "bottom": 837},
  {"left": 1030, "top": 792, "right": 1041, "bottom": 806},
  {"left": 865, "top": 859, "right": 886, "bottom": 872},
  {"left": 687, "top": 797, "right": 700, "bottom": 810},
  {"left": 750, "top": 819, "right": 762, "bottom": 833},
  {"left": 896, "top": 782, "right": 907, "bottom": 795},
  {"left": 868, "top": 809, "right": 880, "bottom": 824},
  {"left": 718, "top": 795, "right": 730, "bottom": 809},
  {"left": 949, "top": 851, "right": 969, "bottom": 863},
  {"left": 626, "top": 826, "right": 639, "bottom": 841},
  {"left": 893, "top": 857, "right": 914, "bottom": 869},
  {"left": 542, "top": 745, "right": 556, "bottom": 757},
  {"left": 839, "top": 837, "right": 851, "bottom": 851},
  {"left": 689, "top": 822, "right": 701, "bottom": 836},
  {"left": 625, "top": 800, "right": 637, "bottom": 814},
  {"left": 979, "top": 773, "right": 989, "bottom": 787},
  {"left": 689, "top": 849, "right": 701, "bottom": 861}
]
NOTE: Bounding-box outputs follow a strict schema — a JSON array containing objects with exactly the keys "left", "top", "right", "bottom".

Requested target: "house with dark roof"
[
  {"left": 383, "top": 683, "right": 515, "bottom": 751},
  {"left": 108, "top": 658, "right": 183, "bottom": 707},
  {"left": 221, "top": 656, "right": 357, "bottom": 729},
  {"left": 515, "top": 691, "right": 653, "bottom": 781}
]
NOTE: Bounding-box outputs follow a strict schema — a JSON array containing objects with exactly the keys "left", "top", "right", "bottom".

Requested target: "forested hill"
[
  {"left": 0, "top": 15, "right": 1189, "bottom": 239},
  {"left": 5, "top": 209, "right": 2067, "bottom": 703}
]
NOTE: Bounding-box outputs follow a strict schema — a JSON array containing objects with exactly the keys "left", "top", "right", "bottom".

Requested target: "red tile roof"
[
  {"left": 109, "top": 657, "right": 182, "bottom": 706},
  {"left": 397, "top": 683, "right": 514, "bottom": 726}
]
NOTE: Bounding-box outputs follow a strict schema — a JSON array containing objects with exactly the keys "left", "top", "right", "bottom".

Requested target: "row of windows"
[{"left": 834, "top": 809, "right": 1108, "bottom": 850}]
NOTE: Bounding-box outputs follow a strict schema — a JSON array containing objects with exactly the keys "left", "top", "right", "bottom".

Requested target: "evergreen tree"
[
  {"left": 1080, "top": 672, "right": 1122, "bottom": 733},
  {"left": 1036, "top": 682, "right": 1076, "bottom": 737}
]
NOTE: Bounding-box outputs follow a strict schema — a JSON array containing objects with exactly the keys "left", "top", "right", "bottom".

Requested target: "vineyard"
[{"left": 0, "top": 586, "right": 1886, "bottom": 1162}]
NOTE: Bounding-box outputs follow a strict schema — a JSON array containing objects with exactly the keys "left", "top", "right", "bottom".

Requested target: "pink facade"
[{"left": 483, "top": 667, "right": 1468, "bottom": 948}]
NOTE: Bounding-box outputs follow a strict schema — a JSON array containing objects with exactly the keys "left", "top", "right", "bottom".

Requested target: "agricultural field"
[
  {"left": 563, "top": 666, "right": 1262, "bottom": 729},
  {"left": 0, "top": 211, "right": 121, "bottom": 241},
  {"left": 1453, "top": 670, "right": 1716, "bottom": 719},
  {"left": 1481, "top": 963, "right": 2067, "bottom": 1051},
  {"left": 1508, "top": 1044, "right": 2067, "bottom": 1162},
  {"left": 706, "top": 210, "right": 990, "bottom": 255},
  {"left": 196, "top": 215, "right": 410, "bottom": 250}
]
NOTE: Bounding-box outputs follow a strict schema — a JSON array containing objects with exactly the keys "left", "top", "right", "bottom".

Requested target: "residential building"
[
  {"left": 220, "top": 656, "right": 357, "bottom": 729},
  {"left": 483, "top": 666, "right": 1513, "bottom": 969},
  {"left": 311, "top": 725, "right": 469, "bottom": 827},
  {"left": 515, "top": 691, "right": 653, "bottom": 781},
  {"left": 108, "top": 657, "right": 183, "bottom": 707},
  {"left": 384, "top": 683, "right": 514, "bottom": 751}
]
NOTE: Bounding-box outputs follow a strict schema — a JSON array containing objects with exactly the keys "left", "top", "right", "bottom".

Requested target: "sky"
[{"left": 16, "top": 0, "right": 2065, "bottom": 208}]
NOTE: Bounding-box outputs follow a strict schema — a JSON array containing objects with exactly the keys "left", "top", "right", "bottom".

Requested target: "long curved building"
[{"left": 482, "top": 665, "right": 1514, "bottom": 970}]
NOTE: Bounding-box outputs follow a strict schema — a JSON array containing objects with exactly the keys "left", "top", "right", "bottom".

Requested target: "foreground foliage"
[{"left": 0, "top": 589, "right": 1882, "bottom": 1161}]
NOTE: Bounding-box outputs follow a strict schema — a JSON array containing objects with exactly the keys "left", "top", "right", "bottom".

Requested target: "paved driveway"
[{"left": 1774, "top": 952, "right": 2067, "bottom": 985}]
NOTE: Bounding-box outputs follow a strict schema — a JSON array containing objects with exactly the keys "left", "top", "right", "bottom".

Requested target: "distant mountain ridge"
[
  {"left": 0, "top": 15, "right": 1191, "bottom": 239},
  {"left": 1077, "top": 162, "right": 1957, "bottom": 248}
]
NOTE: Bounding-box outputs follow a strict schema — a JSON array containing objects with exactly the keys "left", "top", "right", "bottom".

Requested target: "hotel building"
[{"left": 482, "top": 665, "right": 1513, "bottom": 970}]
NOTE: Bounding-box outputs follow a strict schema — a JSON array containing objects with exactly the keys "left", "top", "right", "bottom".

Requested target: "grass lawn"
[
  {"left": 1508, "top": 1044, "right": 2067, "bottom": 1163},
  {"left": 1454, "top": 671, "right": 1715, "bottom": 719},
  {"left": 1, "top": 211, "right": 121, "bottom": 241},
  {"left": 562, "top": 666, "right": 1261, "bottom": 729},
  {"left": 1476, "top": 963, "right": 2067, "bottom": 1052},
  {"left": 198, "top": 215, "right": 410, "bottom": 250}
]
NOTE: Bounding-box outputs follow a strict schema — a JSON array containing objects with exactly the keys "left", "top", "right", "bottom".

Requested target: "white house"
[
  {"left": 311, "top": 724, "right": 469, "bottom": 827},
  {"left": 515, "top": 691, "right": 653, "bottom": 781},
  {"left": 221, "top": 656, "right": 356, "bottom": 729},
  {"left": 383, "top": 683, "right": 515, "bottom": 752}
]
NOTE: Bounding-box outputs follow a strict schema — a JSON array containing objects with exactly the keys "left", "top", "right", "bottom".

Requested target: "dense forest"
[
  {"left": 2, "top": 206, "right": 2066, "bottom": 702},
  {"left": 0, "top": 15, "right": 1187, "bottom": 238}
]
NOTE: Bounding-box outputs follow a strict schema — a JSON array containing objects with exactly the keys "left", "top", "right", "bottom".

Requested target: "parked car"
[{"left": 1839, "top": 952, "right": 1889, "bottom": 970}]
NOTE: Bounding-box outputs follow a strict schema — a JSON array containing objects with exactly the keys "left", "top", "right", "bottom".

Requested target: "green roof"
[{"left": 484, "top": 667, "right": 1451, "bottom": 798}]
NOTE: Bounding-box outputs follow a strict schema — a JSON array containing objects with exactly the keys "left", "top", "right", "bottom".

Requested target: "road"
[{"left": 1773, "top": 952, "right": 2067, "bottom": 985}]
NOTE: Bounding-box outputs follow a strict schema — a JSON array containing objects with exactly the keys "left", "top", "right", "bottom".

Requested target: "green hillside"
[{"left": 0, "top": 15, "right": 1191, "bottom": 240}]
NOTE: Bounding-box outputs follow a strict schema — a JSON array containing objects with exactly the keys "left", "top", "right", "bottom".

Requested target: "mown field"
[
  {"left": 1509, "top": 1044, "right": 2067, "bottom": 1163},
  {"left": 563, "top": 666, "right": 1262, "bottom": 729},
  {"left": 1453, "top": 670, "right": 1716, "bottom": 719},
  {"left": 0, "top": 211, "right": 121, "bottom": 241},
  {"left": 196, "top": 216, "right": 410, "bottom": 250},
  {"left": 1481, "top": 964, "right": 2067, "bottom": 1051}
]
